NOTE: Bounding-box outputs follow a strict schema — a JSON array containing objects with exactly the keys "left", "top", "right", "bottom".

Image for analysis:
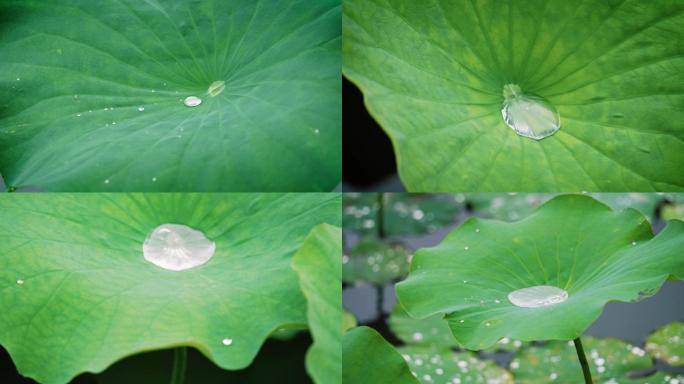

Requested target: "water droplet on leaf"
[
  {"left": 142, "top": 224, "right": 215, "bottom": 271},
  {"left": 184, "top": 96, "right": 202, "bottom": 107},
  {"left": 501, "top": 84, "right": 560, "bottom": 140},
  {"left": 16, "top": 279, "right": 24, "bottom": 285},
  {"left": 222, "top": 338, "right": 233, "bottom": 346},
  {"left": 138, "top": 106, "right": 145, "bottom": 112},
  {"left": 508, "top": 285, "right": 568, "bottom": 308},
  {"left": 207, "top": 80, "right": 225, "bottom": 97}
]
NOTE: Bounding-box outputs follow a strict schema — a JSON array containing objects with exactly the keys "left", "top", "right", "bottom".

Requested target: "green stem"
[
  {"left": 573, "top": 337, "right": 593, "bottom": 384},
  {"left": 170, "top": 347, "right": 187, "bottom": 384},
  {"left": 377, "top": 193, "right": 385, "bottom": 239}
]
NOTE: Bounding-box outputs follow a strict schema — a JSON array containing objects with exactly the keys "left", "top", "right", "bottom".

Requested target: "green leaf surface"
[
  {"left": 396, "top": 195, "right": 684, "bottom": 350},
  {"left": 291, "top": 223, "right": 343, "bottom": 384},
  {"left": 343, "top": 193, "right": 461, "bottom": 236},
  {"left": 398, "top": 345, "right": 513, "bottom": 384},
  {"left": 343, "top": 0, "right": 684, "bottom": 191},
  {"left": 511, "top": 337, "right": 677, "bottom": 383},
  {"left": 0, "top": 0, "right": 341, "bottom": 192},
  {"left": 0, "top": 193, "right": 340, "bottom": 384},
  {"left": 343, "top": 237, "right": 412, "bottom": 284},
  {"left": 388, "top": 303, "right": 459, "bottom": 349},
  {"left": 645, "top": 321, "right": 684, "bottom": 367},
  {"left": 343, "top": 326, "right": 419, "bottom": 384}
]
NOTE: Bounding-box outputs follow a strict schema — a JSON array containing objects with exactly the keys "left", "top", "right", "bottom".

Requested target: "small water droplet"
[
  {"left": 76, "top": 114, "right": 81, "bottom": 117},
  {"left": 412, "top": 332, "right": 423, "bottom": 341},
  {"left": 459, "top": 319, "right": 465, "bottom": 323},
  {"left": 435, "top": 368, "right": 443, "bottom": 375},
  {"left": 485, "top": 322, "right": 491, "bottom": 326},
  {"left": 508, "top": 285, "right": 568, "bottom": 308},
  {"left": 138, "top": 106, "right": 145, "bottom": 112},
  {"left": 16, "top": 279, "right": 24, "bottom": 285},
  {"left": 222, "top": 338, "right": 233, "bottom": 346},
  {"left": 184, "top": 96, "right": 202, "bottom": 107},
  {"left": 152, "top": 177, "right": 157, "bottom": 182},
  {"left": 494, "top": 299, "right": 501, "bottom": 304},
  {"left": 142, "top": 224, "right": 215, "bottom": 271},
  {"left": 104, "top": 179, "right": 110, "bottom": 184},
  {"left": 207, "top": 80, "right": 225, "bottom": 97},
  {"left": 314, "top": 129, "right": 320, "bottom": 135},
  {"left": 501, "top": 84, "right": 560, "bottom": 140},
  {"left": 464, "top": 246, "right": 469, "bottom": 250},
  {"left": 631, "top": 241, "right": 637, "bottom": 246},
  {"left": 112, "top": 122, "right": 116, "bottom": 125},
  {"left": 16, "top": 77, "right": 20, "bottom": 81},
  {"left": 475, "top": 228, "right": 480, "bottom": 233}
]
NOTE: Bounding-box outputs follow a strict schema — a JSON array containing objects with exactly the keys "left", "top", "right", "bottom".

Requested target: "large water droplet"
[
  {"left": 501, "top": 84, "right": 560, "bottom": 140},
  {"left": 142, "top": 224, "right": 215, "bottom": 271},
  {"left": 184, "top": 96, "right": 202, "bottom": 107},
  {"left": 507, "top": 285, "right": 568, "bottom": 308},
  {"left": 208, "top": 80, "right": 225, "bottom": 97}
]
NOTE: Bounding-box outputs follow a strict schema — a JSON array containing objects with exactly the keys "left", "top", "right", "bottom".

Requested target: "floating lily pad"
[
  {"left": 388, "top": 303, "right": 459, "bottom": 349},
  {"left": 343, "top": 326, "right": 419, "bottom": 384},
  {"left": 396, "top": 195, "right": 684, "bottom": 350},
  {"left": 0, "top": 0, "right": 341, "bottom": 191},
  {"left": 645, "top": 321, "right": 684, "bottom": 366},
  {"left": 0, "top": 193, "right": 340, "bottom": 384},
  {"left": 291, "top": 223, "right": 343, "bottom": 384},
  {"left": 343, "top": 0, "right": 684, "bottom": 191},
  {"left": 511, "top": 337, "right": 678, "bottom": 383},
  {"left": 343, "top": 194, "right": 461, "bottom": 236},
  {"left": 398, "top": 345, "right": 513, "bottom": 384},
  {"left": 343, "top": 237, "right": 412, "bottom": 284}
]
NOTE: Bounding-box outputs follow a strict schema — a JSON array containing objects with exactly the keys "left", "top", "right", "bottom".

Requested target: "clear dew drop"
[
  {"left": 138, "top": 106, "right": 145, "bottom": 112},
  {"left": 207, "top": 80, "right": 225, "bottom": 97},
  {"left": 501, "top": 84, "right": 560, "bottom": 140},
  {"left": 222, "top": 338, "right": 233, "bottom": 346},
  {"left": 142, "top": 224, "right": 215, "bottom": 271},
  {"left": 184, "top": 96, "right": 202, "bottom": 107},
  {"left": 16, "top": 279, "right": 24, "bottom": 285},
  {"left": 104, "top": 179, "right": 110, "bottom": 184},
  {"left": 508, "top": 285, "right": 568, "bottom": 308}
]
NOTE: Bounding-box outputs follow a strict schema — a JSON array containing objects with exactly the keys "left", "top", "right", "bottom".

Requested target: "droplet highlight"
[
  {"left": 222, "top": 338, "right": 233, "bottom": 346},
  {"left": 138, "top": 106, "right": 145, "bottom": 112},
  {"left": 184, "top": 96, "right": 202, "bottom": 107},
  {"left": 508, "top": 285, "right": 568, "bottom": 308},
  {"left": 207, "top": 80, "right": 225, "bottom": 97},
  {"left": 16, "top": 279, "right": 24, "bottom": 285},
  {"left": 501, "top": 84, "right": 560, "bottom": 140},
  {"left": 142, "top": 224, "right": 215, "bottom": 271}
]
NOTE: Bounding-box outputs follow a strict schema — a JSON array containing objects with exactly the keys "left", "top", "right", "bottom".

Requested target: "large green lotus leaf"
[
  {"left": 343, "top": 326, "right": 419, "bottom": 384},
  {"left": 343, "top": 193, "right": 461, "bottom": 236},
  {"left": 388, "top": 303, "right": 459, "bottom": 349},
  {"left": 0, "top": 0, "right": 341, "bottom": 192},
  {"left": 343, "top": 0, "right": 684, "bottom": 191},
  {"left": 645, "top": 321, "right": 684, "bottom": 367},
  {"left": 398, "top": 345, "right": 513, "bottom": 384},
  {"left": 511, "top": 337, "right": 678, "bottom": 383},
  {"left": 0, "top": 193, "right": 341, "bottom": 384},
  {"left": 343, "top": 236, "right": 412, "bottom": 284},
  {"left": 291, "top": 223, "right": 343, "bottom": 384},
  {"left": 396, "top": 195, "right": 684, "bottom": 350}
]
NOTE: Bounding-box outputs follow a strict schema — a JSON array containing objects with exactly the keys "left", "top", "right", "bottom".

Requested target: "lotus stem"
[
  {"left": 376, "top": 284, "right": 384, "bottom": 319},
  {"left": 170, "top": 347, "right": 187, "bottom": 384},
  {"left": 573, "top": 337, "right": 593, "bottom": 384}
]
